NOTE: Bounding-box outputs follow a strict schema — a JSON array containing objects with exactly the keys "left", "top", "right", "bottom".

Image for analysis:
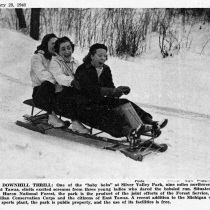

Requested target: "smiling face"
[
  {"left": 48, "top": 37, "right": 57, "bottom": 55},
  {"left": 58, "top": 41, "right": 73, "bottom": 62},
  {"left": 91, "top": 48, "right": 107, "bottom": 68}
]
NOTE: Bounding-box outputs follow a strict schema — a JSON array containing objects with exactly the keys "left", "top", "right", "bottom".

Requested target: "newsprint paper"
[{"left": 0, "top": 0, "right": 210, "bottom": 210}]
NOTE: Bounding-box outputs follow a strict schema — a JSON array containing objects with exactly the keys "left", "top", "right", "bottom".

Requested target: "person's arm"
[
  {"left": 31, "top": 54, "right": 55, "bottom": 84},
  {"left": 100, "top": 87, "right": 123, "bottom": 97},
  {"left": 75, "top": 64, "right": 123, "bottom": 99},
  {"left": 49, "top": 58, "right": 74, "bottom": 87},
  {"left": 102, "top": 66, "right": 130, "bottom": 95},
  {"left": 75, "top": 65, "right": 101, "bottom": 100},
  {"left": 102, "top": 65, "right": 115, "bottom": 88}
]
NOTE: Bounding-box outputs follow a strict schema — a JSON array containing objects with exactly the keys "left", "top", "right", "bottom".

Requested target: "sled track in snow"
[
  {"left": 137, "top": 102, "right": 210, "bottom": 123},
  {"left": 0, "top": 72, "right": 30, "bottom": 87}
]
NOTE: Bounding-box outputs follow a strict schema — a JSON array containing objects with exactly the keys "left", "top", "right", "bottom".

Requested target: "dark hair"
[
  {"left": 83, "top": 43, "right": 108, "bottom": 63},
  {"left": 54, "top": 36, "right": 75, "bottom": 55},
  {"left": 35, "top": 33, "right": 57, "bottom": 60}
]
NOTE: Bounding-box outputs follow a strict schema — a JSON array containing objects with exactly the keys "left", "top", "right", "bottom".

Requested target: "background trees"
[
  {"left": 15, "top": 8, "right": 41, "bottom": 39},
  {"left": 15, "top": 9, "right": 27, "bottom": 31},
  {"left": 1, "top": 8, "right": 210, "bottom": 57}
]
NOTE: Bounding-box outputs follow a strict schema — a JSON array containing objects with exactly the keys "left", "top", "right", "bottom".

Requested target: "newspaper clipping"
[
  {"left": 0, "top": 179, "right": 210, "bottom": 209},
  {"left": 0, "top": 0, "right": 210, "bottom": 210}
]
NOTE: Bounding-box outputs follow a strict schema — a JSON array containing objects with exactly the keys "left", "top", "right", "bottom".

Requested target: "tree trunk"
[
  {"left": 15, "top": 9, "right": 27, "bottom": 29},
  {"left": 30, "top": 8, "right": 41, "bottom": 40}
]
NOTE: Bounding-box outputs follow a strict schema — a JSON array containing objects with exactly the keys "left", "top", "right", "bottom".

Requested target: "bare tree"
[
  {"left": 30, "top": 8, "right": 41, "bottom": 40},
  {"left": 158, "top": 10, "right": 181, "bottom": 58},
  {"left": 15, "top": 9, "right": 27, "bottom": 33}
]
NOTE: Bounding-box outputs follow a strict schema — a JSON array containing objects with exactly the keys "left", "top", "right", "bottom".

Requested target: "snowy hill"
[{"left": 0, "top": 27, "right": 210, "bottom": 180}]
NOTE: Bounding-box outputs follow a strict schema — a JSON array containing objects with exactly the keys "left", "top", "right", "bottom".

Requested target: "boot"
[
  {"left": 152, "top": 119, "right": 168, "bottom": 130},
  {"left": 72, "top": 121, "right": 90, "bottom": 134},
  {"left": 136, "top": 123, "right": 153, "bottom": 136},
  {"left": 48, "top": 113, "right": 65, "bottom": 128},
  {"left": 152, "top": 118, "right": 168, "bottom": 137},
  {"left": 129, "top": 123, "right": 153, "bottom": 139}
]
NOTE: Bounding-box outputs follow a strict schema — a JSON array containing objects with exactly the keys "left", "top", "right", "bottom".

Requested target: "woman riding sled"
[
  {"left": 74, "top": 43, "right": 168, "bottom": 138},
  {"left": 30, "top": 33, "right": 66, "bottom": 128},
  {"left": 31, "top": 34, "right": 89, "bottom": 133},
  {"left": 49, "top": 36, "right": 90, "bottom": 134}
]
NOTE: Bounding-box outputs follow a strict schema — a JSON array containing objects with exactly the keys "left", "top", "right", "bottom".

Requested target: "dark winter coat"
[
  {"left": 75, "top": 61, "right": 152, "bottom": 137},
  {"left": 75, "top": 62, "right": 115, "bottom": 103},
  {"left": 75, "top": 61, "right": 151, "bottom": 118}
]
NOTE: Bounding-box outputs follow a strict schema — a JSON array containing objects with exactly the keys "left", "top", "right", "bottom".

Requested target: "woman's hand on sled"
[
  {"left": 117, "top": 86, "right": 131, "bottom": 95},
  {"left": 71, "top": 79, "right": 81, "bottom": 90}
]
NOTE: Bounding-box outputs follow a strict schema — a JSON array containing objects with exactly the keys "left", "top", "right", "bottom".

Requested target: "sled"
[{"left": 16, "top": 99, "right": 168, "bottom": 162}]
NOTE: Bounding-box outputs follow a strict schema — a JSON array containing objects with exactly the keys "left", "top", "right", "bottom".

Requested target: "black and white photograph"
[{"left": 0, "top": 0, "right": 209, "bottom": 209}]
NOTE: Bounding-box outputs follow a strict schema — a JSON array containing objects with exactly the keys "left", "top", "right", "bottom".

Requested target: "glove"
[
  {"left": 71, "top": 79, "right": 81, "bottom": 90},
  {"left": 117, "top": 86, "right": 131, "bottom": 95},
  {"left": 101, "top": 87, "right": 123, "bottom": 98},
  {"left": 113, "top": 87, "right": 124, "bottom": 97}
]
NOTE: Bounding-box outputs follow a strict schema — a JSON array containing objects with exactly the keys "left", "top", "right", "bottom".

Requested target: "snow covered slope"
[{"left": 0, "top": 28, "right": 210, "bottom": 179}]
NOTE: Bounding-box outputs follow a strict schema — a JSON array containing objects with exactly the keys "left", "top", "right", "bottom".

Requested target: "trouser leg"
[
  {"left": 100, "top": 97, "right": 153, "bottom": 124},
  {"left": 32, "top": 81, "right": 55, "bottom": 114},
  {"left": 77, "top": 97, "right": 150, "bottom": 137},
  {"left": 54, "top": 87, "right": 82, "bottom": 121},
  {"left": 129, "top": 101, "right": 153, "bottom": 124}
]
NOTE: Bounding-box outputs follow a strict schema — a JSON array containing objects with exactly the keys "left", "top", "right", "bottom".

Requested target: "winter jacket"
[
  {"left": 49, "top": 55, "right": 79, "bottom": 93},
  {"left": 75, "top": 62, "right": 115, "bottom": 102},
  {"left": 30, "top": 50, "right": 56, "bottom": 87}
]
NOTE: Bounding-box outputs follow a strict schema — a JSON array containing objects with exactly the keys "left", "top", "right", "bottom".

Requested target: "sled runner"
[{"left": 16, "top": 99, "right": 168, "bottom": 162}]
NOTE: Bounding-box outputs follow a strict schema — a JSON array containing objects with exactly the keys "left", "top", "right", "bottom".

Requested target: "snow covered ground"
[{"left": 0, "top": 27, "right": 210, "bottom": 181}]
